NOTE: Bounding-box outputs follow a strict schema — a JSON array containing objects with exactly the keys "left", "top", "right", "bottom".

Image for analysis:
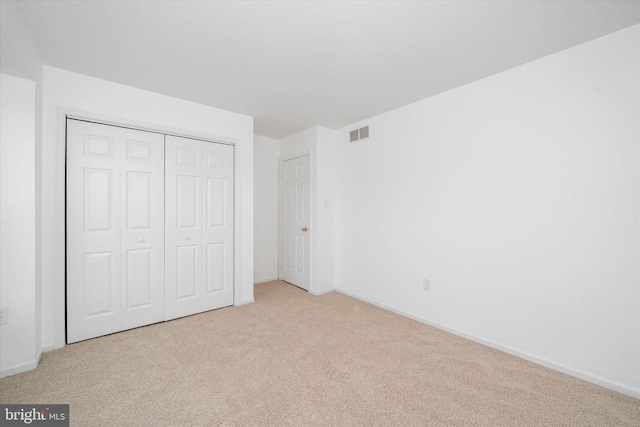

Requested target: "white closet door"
[
  {"left": 165, "top": 135, "right": 234, "bottom": 320},
  {"left": 67, "top": 120, "right": 165, "bottom": 343},
  {"left": 165, "top": 136, "right": 203, "bottom": 320},
  {"left": 121, "top": 127, "right": 165, "bottom": 330},
  {"left": 202, "top": 142, "right": 234, "bottom": 310},
  {"left": 67, "top": 120, "right": 121, "bottom": 343}
]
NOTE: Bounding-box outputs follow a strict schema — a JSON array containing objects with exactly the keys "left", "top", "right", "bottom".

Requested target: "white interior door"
[
  {"left": 66, "top": 120, "right": 165, "bottom": 343},
  {"left": 165, "top": 135, "right": 234, "bottom": 320},
  {"left": 280, "top": 154, "right": 310, "bottom": 290}
]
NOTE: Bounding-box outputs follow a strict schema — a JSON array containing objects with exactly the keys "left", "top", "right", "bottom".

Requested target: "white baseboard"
[
  {"left": 336, "top": 288, "right": 640, "bottom": 400},
  {"left": 42, "top": 344, "right": 56, "bottom": 353},
  {"left": 0, "top": 350, "right": 42, "bottom": 378},
  {"left": 254, "top": 277, "right": 279, "bottom": 285},
  {"left": 309, "top": 287, "right": 335, "bottom": 296},
  {"left": 237, "top": 298, "right": 255, "bottom": 305}
]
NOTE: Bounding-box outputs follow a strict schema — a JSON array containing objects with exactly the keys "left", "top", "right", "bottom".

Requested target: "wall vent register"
[{"left": 349, "top": 126, "right": 369, "bottom": 142}]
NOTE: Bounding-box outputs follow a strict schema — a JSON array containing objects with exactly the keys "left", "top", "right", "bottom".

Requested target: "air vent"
[
  {"left": 349, "top": 126, "right": 370, "bottom": 142},
  {"left": 359, "top": 126, "right": 369, "bottom": 139}
]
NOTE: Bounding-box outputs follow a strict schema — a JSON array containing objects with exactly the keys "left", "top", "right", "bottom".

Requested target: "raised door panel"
[
  {"left": 177, "top": 175, "right": 199, "bottom": 228},
  {"left": 83, "top": 168, "right": 113, "bottom": 232},
  {"left": 165, "top": 135, "right": 203, "bottom": 320},
  {"left": 176, "top": 245, "right": 199, "bottom": 299},
  {"left": 83, "top": 252, "right": 116, "bottom": 317},
  {"left": 205, "top": 243, "right": 225, "bottom": 293},
  {"left": 126, "top": 249, "right": 152, "bottom": 308}
]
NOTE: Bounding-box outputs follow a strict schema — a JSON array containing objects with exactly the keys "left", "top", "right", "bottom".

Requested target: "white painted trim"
[
  {"left": 0, "top": 350, "right": 42, "bottom": 378},
  {"left": 237, "top": 298, "right": 255, "bottom": 305},
  {"left": 232, "top": 135, "right": 241, "bottom": 308},
  {"left": 65, "top": 113, "right": 241, "bottom": 146},
  {"left": 41, "top": 344, "right": 55, "bottom": 353},
  {"left": 279, "top": 151, "right": 311, "bottom": 162},
  {"left": 336, "top": 288, "right": 640, "bottom": 399},
  {"left": 309, "top": 287, "right": 335, "bottom": 296},
  {"left": 254, "top": 277, "right": 279, "bottom": 285},
  {"left": 52, "top": 107, "right": 67, "bottom": 350}
]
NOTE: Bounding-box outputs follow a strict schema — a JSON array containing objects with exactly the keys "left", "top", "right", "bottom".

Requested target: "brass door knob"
[{"left": 301, "top": 227, "right": 308, "bottom": 232}]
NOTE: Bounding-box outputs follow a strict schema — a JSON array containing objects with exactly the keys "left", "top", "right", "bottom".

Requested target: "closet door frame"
[{"left": 63, "top": 112, "right": 240, "bottom": 344}]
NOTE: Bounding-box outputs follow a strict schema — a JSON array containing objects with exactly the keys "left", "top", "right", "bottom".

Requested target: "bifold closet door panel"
[
  {"left": 165, "top": 136, "right": 203, "bottom": 320},
  {"left": 66, "top": 120, "right": 165, "bottom": 343},
  {"left": 67, "top": 120, "right": 121, "bottom": 343},
  {"left": 165, "top": 135, "right": 234, "bottom": 321},
  {"left": 201, "top": 141, "right": 234, "bottom": 311},
  {"left": 120, "top": 126, "right": 165, "bottom": 331}
]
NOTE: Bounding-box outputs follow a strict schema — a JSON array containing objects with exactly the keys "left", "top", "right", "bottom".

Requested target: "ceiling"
[{"left": 11, "top": 0, "right": 640, "bottom": 139}]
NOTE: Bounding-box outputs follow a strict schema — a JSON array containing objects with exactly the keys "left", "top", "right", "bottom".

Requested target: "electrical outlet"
[
  {"left": 423, "top": 279, "right": 431, "bottom": 292},
  {"left": 0, "top": 307, "right": 8, "bottom": 325}
]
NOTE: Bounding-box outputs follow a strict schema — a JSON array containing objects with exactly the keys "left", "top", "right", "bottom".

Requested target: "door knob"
[
  {"left": 137, "top": 238, "right": 144, "bottom": 243},
  {"left": 301, "top": 227, "right": 308, "bottom": 232},
  {"left": 184, "top": 236, "right": 191, "bottom": 240}
]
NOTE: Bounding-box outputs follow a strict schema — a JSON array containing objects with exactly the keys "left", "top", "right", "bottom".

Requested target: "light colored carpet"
[{"left": 1, "top": 281, "right": 638, "bottom": 426}]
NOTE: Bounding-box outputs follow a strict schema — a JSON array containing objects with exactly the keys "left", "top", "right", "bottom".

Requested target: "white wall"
[
  {"left": 254, "top": 135, "right": 280, "bottom": 283},
  {"left": 280, "top": 126, "right": 336, "bottom": 294},
  {"left": 334, "top": 25, "right": 640, "bottom": 397},
  {"left": 314, "top": 127, "right": 336, "bottom": 294},
  {"left": 0, "top": 74, "right": 38, "bottom": 377},
  {"left": 0, "top": 2, "right": 42, "bottom": 81},
  {"left": 41, "top": 66, "right": 254, "bottom": 350},
  {"left": 280, "top": 126, "right": 316, "bottom": 158},
  {"left": 0, "top": 1, "right": 43, "bottom": 377}
]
